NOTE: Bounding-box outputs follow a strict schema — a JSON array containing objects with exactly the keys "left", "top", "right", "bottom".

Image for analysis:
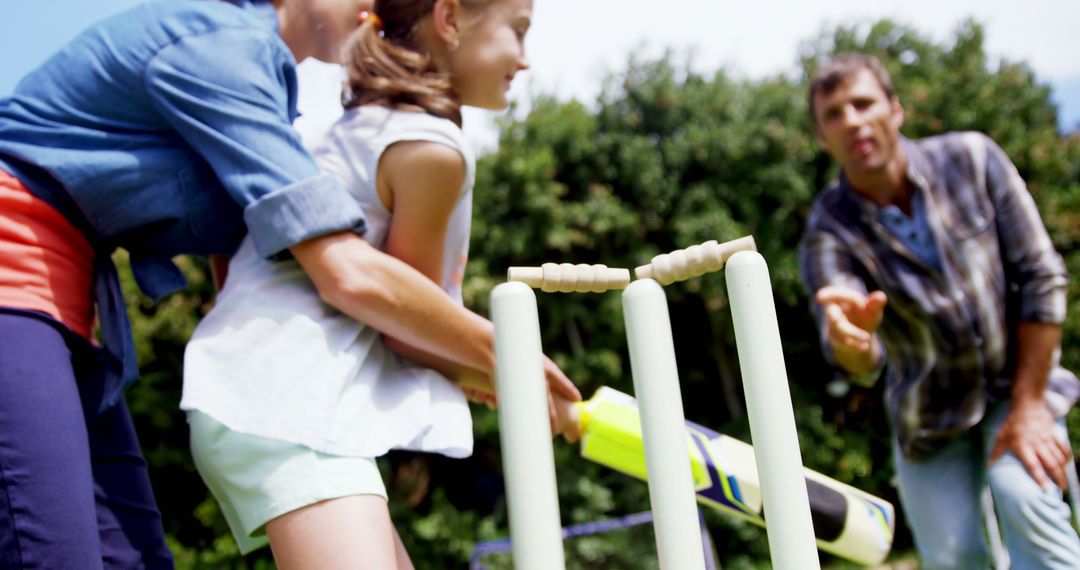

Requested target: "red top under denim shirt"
[{"left": 0, "top": 170, "right": 94, "bottom": 340}]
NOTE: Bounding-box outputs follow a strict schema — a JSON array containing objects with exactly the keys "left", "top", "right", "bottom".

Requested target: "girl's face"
[{"left": 447, "top": 0, "right": 532, "bottom": 110}]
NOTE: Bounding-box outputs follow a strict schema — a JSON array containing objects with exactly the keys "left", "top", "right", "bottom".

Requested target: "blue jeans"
[
  {"left": 894, "top": 401, "right": 1080, "bottom": 569},
  {"left": 0, "top": 311, "right": 173, "bottom": 569}
]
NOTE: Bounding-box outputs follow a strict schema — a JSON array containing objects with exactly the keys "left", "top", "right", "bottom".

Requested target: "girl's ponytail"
[{"left": 342, "top": 1, "right": 462, "bottom": 126}]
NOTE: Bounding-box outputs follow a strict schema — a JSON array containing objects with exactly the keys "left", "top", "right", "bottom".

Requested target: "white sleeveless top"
[{"left": 181, "top": 106, "right": 476, "bottom": 459}]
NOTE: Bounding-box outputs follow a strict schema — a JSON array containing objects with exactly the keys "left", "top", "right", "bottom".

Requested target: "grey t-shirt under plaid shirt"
[{"left": 799, "top": 132, "right": 1079, "bottom": 458}]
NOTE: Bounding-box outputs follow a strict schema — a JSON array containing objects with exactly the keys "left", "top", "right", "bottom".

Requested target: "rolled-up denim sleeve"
[
  {"left": 143, "top": 27, "right": 365, "bottom": 257},
  {"left": 981, "top": 134, "right": 1067, "bottom": 324}
]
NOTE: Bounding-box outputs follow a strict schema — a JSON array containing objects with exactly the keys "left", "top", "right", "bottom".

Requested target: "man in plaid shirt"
[{"left": 799, "top": 53, "right": 1080, "bottom": 568}]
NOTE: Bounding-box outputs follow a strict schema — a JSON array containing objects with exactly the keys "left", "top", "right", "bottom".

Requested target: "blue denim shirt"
[{"left": 0, "top": 0, "right": 366, "bottom": 409}]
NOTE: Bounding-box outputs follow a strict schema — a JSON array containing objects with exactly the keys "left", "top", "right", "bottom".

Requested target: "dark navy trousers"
[{"left": 0, "top": 312, "right": 173, "bottom": 569}]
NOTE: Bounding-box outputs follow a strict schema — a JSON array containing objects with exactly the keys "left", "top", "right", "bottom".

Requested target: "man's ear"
[
  {"left": 432, "top": 0, "right": 462, "bottom": 47},
  {"left": 890, "top": 96, "right": 905, "bottom": 130},
  {"left": 813, "top": 124, "right": 827, "bottom": 149}
]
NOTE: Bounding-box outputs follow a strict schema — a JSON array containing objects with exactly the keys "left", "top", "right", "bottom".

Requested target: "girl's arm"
[
  {"left": 375, "top": 140, "right": 580, "bottom": 433},
  {"left": 375, "top": 140, "right": 485, "bottom": 384}
]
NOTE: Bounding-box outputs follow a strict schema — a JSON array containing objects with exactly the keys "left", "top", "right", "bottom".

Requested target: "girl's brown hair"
[{"left": 342, "top": 0, "right": 492, "bottom": 126}]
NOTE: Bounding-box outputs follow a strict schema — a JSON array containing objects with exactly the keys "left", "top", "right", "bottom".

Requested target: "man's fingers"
[
  {"left": 825, "top": 303, "right": 871, "bottom": 349},
  {"left": 864, "top": 291, "right": 888, "bottom": 320},
  {"left": 1039, "top": 437, "right": 1070, "bottom": 489},
  {"left": 1044, "top": 438, "right": 1070, "bottom": 469},
  {"left": 1018, "top": 447, "right": 1051, "bottom": 490},
  {"left": 1056, "top": 438, "right": 1073, "bottom": 464},
  {"left": 1036, "top": 445, "right": 1069, "bottom": 490},
  {"left": 816, "top": 285, "right": 865, "bottom": 308}
]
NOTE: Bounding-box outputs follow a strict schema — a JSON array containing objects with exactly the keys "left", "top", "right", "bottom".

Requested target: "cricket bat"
[{"left": 566, "top": 387, "right": 895, "bottom": 566}]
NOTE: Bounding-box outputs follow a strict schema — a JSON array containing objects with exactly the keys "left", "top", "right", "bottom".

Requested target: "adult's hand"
[
  {"left": 816, "top": 285, "right": 887, "bottom": 354},
  {"left": 816, "top": 285, "right": 887, "bottom": 376},
  {"left": 990, "top": 401, "right": 1071, "bottom": 490}
]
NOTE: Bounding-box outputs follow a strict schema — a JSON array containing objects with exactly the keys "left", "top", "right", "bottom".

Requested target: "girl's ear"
[{"left": 432, "top": 0, "right": 462, "bottom": 49}]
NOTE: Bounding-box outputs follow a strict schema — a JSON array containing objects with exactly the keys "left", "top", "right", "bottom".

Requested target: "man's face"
[{"left": 812, "top": 69, "right": 904, "bottom": 177}]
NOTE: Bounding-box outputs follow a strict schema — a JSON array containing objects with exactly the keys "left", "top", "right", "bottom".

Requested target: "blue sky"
[
  {"left": 3, "top": 0, "right": 1079, "bottom": 136},
  {"left": 2, "top": 0, "right": 147, "bottom": 93}
]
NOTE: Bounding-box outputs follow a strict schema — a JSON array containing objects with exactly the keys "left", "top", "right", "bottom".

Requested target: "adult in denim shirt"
[
  {"left": 800, "top": 53, "right": 1080, "bottom": 568},
  {"left": 0, "top": 1, "right": 578, "bottom": 567}
]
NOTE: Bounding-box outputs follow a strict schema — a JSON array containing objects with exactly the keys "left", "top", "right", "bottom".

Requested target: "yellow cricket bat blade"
[{"left": 575, "top": 387, "right": 895, "bottom": 566}]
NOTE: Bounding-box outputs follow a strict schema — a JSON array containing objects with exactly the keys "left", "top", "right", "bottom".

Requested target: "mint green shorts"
[{"left": 188, "top": 411, "right": 388, "bottom": 554}]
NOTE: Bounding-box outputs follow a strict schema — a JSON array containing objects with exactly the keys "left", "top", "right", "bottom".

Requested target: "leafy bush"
[{"left": 124, "top": 19, "right": 1079, "bottom": 568}]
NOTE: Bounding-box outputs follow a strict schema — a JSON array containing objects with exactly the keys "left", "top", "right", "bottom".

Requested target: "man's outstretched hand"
[
  {"left": 815, "top": 285, "right": 887, "bottom": 378},
  {"left": 816, "top": 285, "right": 887, "bottom": 353}
]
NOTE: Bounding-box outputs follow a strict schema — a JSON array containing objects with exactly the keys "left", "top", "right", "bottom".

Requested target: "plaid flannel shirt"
[{"left": 799, "top": 132, "right": 1079, "bottom": 457}]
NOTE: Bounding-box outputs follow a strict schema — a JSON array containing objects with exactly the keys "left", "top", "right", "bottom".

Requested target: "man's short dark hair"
[{"left": 808, "top": 53, "right": 896, "bottom": 126}]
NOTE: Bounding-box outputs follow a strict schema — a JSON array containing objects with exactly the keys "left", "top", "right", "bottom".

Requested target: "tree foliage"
[{"left": 122, "top": 19, "right": 1080, "bottom": 568}]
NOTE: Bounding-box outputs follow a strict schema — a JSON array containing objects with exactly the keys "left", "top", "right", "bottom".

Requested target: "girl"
[{"left": 181, "top": 0, "right": 574, "bottom": 567}]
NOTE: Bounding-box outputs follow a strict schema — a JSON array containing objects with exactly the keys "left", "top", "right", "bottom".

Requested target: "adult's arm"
[
  {"left": 144, "top": 27, "right": 365, "bottom": 258},
  {"left": 799, "top": 224, "right": 885, "bottom": 385},
  {"left": 143, "top": 29, "right": 579, "bottom": 406},
  {"left": 291, "top": 231, "right": 493, "bottom": 376},
  {"left": 814, "top": 286, "right": 887, "bottom": 375},
  {"left": 290, "top": 140, "right": 580, "bottom": 408},
  {"left": 980, "top": 134, "right": 1071, "bottom": 488},
  {"left": 290, "top": 229, "right": 581, "bottom": 409},
  {"left": 990, "top": 322, "right": 1070, "bottom": 489},
  {"left": 981, "top": 134, "right": 1068, "bottom": 324}
]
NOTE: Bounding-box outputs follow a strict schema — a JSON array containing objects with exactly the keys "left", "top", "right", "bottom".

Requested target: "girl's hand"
[
  {"left": 543, "top": 356, "right": 581, "bottom": 403},
  {"left": 542, "top": 356, "right": 582, "bottom": 440},
  {"left": 551, "top": 392, "right": 581, "bottom": 443},
  {"left": 458, "top": 356, "right": 581, "bottom": 441},
  {"left": 462, "top": 386, "right": 497, "bottom": 409},
  {"left": 456, "top": 369, "right": 497, "bottom": 409}
]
